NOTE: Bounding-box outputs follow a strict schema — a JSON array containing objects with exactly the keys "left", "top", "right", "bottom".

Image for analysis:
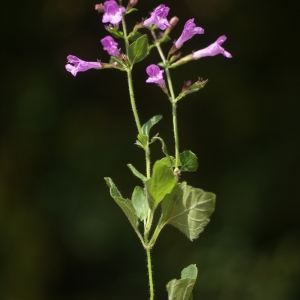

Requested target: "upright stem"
[
  {"left": 171, "top": 101, "right": 180, "bottom": 168},
  {"left": 145, "top": 234, "right": 154, "bottom": 300},
  {"left": 151, "top": 31, "right": 180, "bottom": 168},
  {"left": 127, "top": 69, "right": 142, "bottom": 134}
]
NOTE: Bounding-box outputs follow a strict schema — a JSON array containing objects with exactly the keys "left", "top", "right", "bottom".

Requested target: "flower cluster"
[{"left": 65, "top": 0, "right": 232, "bottom": 89}]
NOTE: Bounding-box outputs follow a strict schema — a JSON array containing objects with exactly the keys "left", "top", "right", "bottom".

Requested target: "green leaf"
[
  {"left": 145, "top": 161, "right": 177, "bottom": 210},
  {"left": 166, "top": 265, "right": 198, "bottom": 300},
  {"left": 127, "top": 164, "right": 147, "bottom": 182},
  {"left": 128, "top": 34, "right": 148, "bottom": 65},
  {"left": 132, "top": 186, "right": 149, "bottom": 221},
  {"left": 104, "top": 177, "right": 122, "bottom": 198},
  {"left": 109, "top": 56, "right": 127, "bottom": 69},
  {"left": 160, "top": 182, "right": 216, "bottom": 241},
  {"left": 106, "top": 27, "right": 124, "bottom": 39},
  {"left": 125, "top": 8, "right": 138, "bottom": 15},
  {"left": 159, "top": 156, "right": 175, "bottom": 168},
  {"left": 104, "top": 177, "right": 139, "bottom": 231},
  {"left": 128, "top": 31, "right": 143, "bottom": 41},
  {"left": 141, "top": 115, "right": 162, "bottom": 136},
  {"left": 179, "top": 151, "right": 198, "bottom": 172}
]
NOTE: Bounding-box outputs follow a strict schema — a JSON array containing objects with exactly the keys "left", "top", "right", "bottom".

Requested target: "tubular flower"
[
  {"left": 143, "top": 4, "right": 171, "bottom": 30},
  {"left": 65, "top": 55, "right": 102, "bottom": 77},
  {"left": 146, "top": 64, "right": 165, "bottom": 88},
  {"left": 193, "top": 35, "right": 232, "bottom": 59},
  {"left": 102, "top": 0, "right": 125, "bottom": 25},
  {"left": 175, "top": 19, "right": 204, "bottom": 49},
  {"left": 101, "top": 36, "right": 120, "bottom": 57}
]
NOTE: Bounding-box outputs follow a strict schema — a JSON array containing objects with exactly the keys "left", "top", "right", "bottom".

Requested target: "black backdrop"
[{"left": 1, "top": 0, "right": 300, "bottom": 299}]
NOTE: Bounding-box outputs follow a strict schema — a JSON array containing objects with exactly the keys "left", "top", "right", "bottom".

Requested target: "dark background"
[{"left": 1, "top": 0, "right": 299, "bottom": 299}]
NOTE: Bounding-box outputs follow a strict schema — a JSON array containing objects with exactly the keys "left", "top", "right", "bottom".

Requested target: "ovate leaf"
[
  {"left": 128, "top": 34, "right": 148, "bottom": 65},
  {"left": 179, "top": 151, "right": 198, "bottom": 172},
  {"left": 141, "top": 115, "right": 162, "bottom": 136},
  {"left": 145, "top": 161, "right": 177, "bottom": 210},
  {"left": 167, "top": 265, "right": 198, "bottom": 300},
  {"left": 104, "top": 177, "right": 139, "bottom": 231},
  {"left": 161, "top": 182, "right": 215, "bottom": 241},
  {"left": 132, "top": 186, "right": 149, "bottom": 221}
]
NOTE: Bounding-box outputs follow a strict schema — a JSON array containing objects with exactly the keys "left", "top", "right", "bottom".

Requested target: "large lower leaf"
[
  {"left": 160, "top": 182, "right": 216, "bottom": 241},
  {"left": 145, "top": 161, "right": 177, "bottom": 210},
  {"left": 167, "top": 265, "right": 198, "bottom": 300},
  {"left": 104, "top": 177, "right": 139, "bottom": 232}
]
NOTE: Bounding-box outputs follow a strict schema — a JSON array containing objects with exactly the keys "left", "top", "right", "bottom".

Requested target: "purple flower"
[
  {"left": 193, "top": 35, "right": 232, "bottom": 59},
  {"left": 102, "top": 0, "right": 125, "bottom": 25},
  {"left": 175, "top": 19, "right": 204, "bottom": 49},
  {"left": 146, "top": 64, "right": 165, "bottom": 88},
  {"left": 101, "top": 36, "right": 120, "bottom": 57},
  {"left": 143, "top": 4, "right": 171, "bottom": 30},
  {"left": 65, "top": 55, "right": 102, "bottom": 77}
]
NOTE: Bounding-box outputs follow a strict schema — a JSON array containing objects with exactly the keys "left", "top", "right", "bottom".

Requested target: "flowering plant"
[{"left": 65, "top": 1, "right": 231, "bottom": 299}]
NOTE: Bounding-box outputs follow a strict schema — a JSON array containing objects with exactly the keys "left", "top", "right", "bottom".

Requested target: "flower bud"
[
  {"left": 164, "top": 16, "right": 179, "bottom": 36},
  {"left": 189, "top": 77, "right": 208, "bottom": 90},
  {"left": 127, "top": 0, "right": 138, "bottom": 9},
  {"left": 169, "top": 52, "right": 181, "bottom": 63},
  {"left": 95, "top": 4, "right": 104, "bottom": 13},
  {"left": 181, "top": 80, "right": 192, "bottom": 93},
  {"left": 169, "top": 16, "right": 179, "bottom": 28}
]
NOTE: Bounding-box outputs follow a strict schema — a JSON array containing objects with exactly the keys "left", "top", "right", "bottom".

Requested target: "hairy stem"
[
  {"left": 126, "top": 69, "right": 142, "bottom": 134},
  {"left": 145, "top": 234, "right": 154, "bottom": 300}
]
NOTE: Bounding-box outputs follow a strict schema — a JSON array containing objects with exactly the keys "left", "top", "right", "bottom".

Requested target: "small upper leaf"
[
  {"left": 106, "top": 27, "right": 124, "bottom": 39},
  {"left": 145, "top": 160, "right": 177, "bottom": 210},
  {"left": 160, "top": 182, "right": 216, "bottom": 241},
  {"left": 128, "top": 31, "right": 143, "bottom": 41},
  {"left": 128, "top": 34, "right": 149, "bottom": 65},
  {"left": 127, "top": 164, "right": 147, "bottom": 183},
  {"left": 125, "top": 8, "right": 138, "bottom": 15},
  {"left": 141, "top": 115, "right": 162, "bottom": 136},
  {"left": 179, "top": 150, "right": 198, "bottom": 172}
]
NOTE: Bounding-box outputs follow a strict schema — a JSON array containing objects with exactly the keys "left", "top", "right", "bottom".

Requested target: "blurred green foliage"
[{"left": 1, "top": 0, "right": 299, "bottom": 299}]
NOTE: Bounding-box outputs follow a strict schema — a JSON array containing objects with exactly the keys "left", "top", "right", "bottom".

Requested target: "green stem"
[
  {"left": 145, "top": 234, "right": 154, "bottom": 300},
  {"left": 145, "top": 145, "right": 151, "bottom": 178},
  {"left": 151, "top": 30, "right": 180, "bottom": 168},
  {"left": 122, "top": 14, "right": 129, "bottom": 54},
  {"left": 126, "top": 69, "right": 142, "bottom": 134}
]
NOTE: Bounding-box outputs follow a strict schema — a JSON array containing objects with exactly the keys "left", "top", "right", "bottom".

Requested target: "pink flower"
[
  {"left": 101, "top": 36, "right": 120, "bottom": 57},
  {"left": 102, "top": 0, "right": 125, "bottom": 25},
  {"left": 65, "top": 55, "right": 102, "bottom": 76},
  {"left": 146, "top": 64, "right": 165, "bottom": 88},
  {"left": 143, "top": 4, "right": 171, "bottom": 30},
  {"left": 175, "top": 19, "right": 204, "bottom": 49},
  {"left": 193, "top": 35, "right": 232, "bottom": 59}
]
